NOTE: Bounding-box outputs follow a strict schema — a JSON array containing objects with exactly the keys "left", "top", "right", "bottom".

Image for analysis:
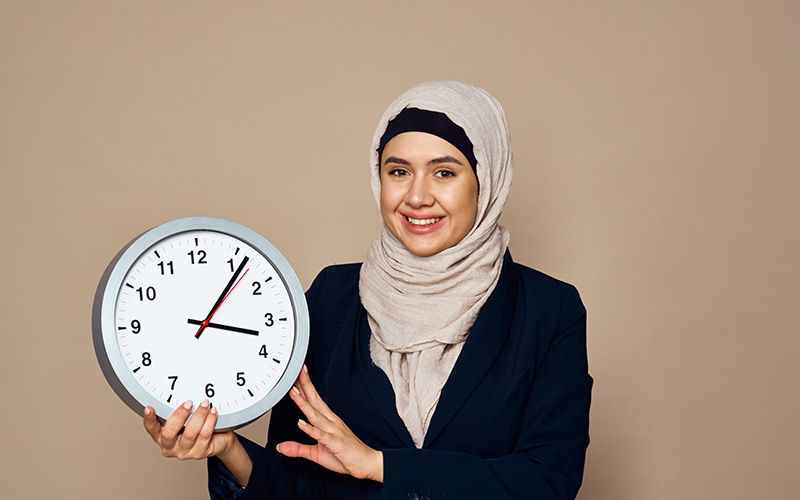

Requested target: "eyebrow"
[
  {"left": 428, "top": 156, "right": 464, "bottom": 166},
  {"left": 382, "top": 156, "right": 411, "bottom": 166},
  {"left": 382, "top": 155, "right": 465, "bottom": 166}
]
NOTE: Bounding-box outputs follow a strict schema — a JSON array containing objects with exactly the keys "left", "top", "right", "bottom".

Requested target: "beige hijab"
[{"left": 358, "top": 81, "right": 514, "bottom": 447}]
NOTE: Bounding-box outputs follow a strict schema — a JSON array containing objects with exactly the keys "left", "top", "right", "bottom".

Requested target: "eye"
[
  {"left": 386, "top": 167, "right": 409, "bottom": 177},
  {"left": 434, "top": 169, "right": 456, "bottom": 179}
]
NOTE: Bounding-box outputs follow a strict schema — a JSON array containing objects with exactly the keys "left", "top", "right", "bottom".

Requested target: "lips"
[
  {"left": 406, "top": 216, "right": 442, "bottom": 226},
  {"left": 401, "top": 214, "right": 445, "bottom": 234}
]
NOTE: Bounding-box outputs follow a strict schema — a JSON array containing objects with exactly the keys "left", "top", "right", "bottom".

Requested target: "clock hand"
[
  {"left": 195, "top": 256, "right": 250, "bottom": 339},
  {"left": 187, "top": 319, "right": 259, "bottom": 336}
]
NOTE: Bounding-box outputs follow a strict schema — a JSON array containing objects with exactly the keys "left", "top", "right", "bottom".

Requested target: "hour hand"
[{"left": 187, "top": 319, "right": 259, "bottom": 336}]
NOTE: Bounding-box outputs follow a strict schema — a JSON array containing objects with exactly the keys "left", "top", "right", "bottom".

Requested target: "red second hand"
[{"left": 194, "top": 268, "right": 250, "bottom": 338}]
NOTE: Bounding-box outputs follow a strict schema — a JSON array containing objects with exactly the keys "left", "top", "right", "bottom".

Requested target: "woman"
[{"left": 144, "top": 81, "right": 592, "bottom": 499}]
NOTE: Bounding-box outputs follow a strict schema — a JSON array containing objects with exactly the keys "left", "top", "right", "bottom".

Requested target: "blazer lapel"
[
  {"left": 352, "top": 303, "right": 418, "bottom": 448},
  {"left": 423, "top": 251, "right": 519, "bottom": 447}
]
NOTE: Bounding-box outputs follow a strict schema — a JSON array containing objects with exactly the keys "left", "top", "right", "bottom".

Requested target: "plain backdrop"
[{"left": 1, "top": 1, "right": 798, "bottom": 499}]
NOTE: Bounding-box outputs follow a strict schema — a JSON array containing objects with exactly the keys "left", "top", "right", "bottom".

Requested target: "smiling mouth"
[{"left": 405, "top": 216, "right": 443, "bottom": 226}]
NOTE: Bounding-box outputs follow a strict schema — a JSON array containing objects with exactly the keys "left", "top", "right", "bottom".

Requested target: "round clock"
[{"left": 92, "top": 217, "right": 309, "bottom": 431}]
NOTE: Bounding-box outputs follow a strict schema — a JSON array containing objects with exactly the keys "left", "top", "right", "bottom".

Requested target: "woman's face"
[{"left": 380, "top": 131, "right": 479, "bottom": 257}]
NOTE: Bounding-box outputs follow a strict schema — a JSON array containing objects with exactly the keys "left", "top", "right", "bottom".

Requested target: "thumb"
[
  {"left": 276, "top": 441, "right": 304, "bottom": 458},
  {"left": 143, "top": 406, "right": 162, "bottom": 442}
]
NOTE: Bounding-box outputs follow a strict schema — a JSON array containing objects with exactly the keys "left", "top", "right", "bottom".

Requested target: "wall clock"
[{"left": 92, "top": 217, "right": 309, "bottom": 431}]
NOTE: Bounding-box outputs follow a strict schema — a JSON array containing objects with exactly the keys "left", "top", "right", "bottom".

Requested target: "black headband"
[{"left": 377, "top": 107, "right": 478, "bottom": 174}]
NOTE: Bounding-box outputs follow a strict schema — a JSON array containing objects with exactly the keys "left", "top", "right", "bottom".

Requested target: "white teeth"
[{"left": 406, "top": 216, "right": 442, "bottom": 226}]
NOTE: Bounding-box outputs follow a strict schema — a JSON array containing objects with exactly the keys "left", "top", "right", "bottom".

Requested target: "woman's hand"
[
  {"left": 277, "top": 366, "right": 384, "bottom": 483},
  {"left": 143, "top": 399, "right": 237, "bottom": 460},
  {"left": 143, "top": 399, "right": 253, "bottom": 486}
]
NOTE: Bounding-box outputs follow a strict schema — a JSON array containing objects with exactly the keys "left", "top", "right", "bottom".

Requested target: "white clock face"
[
  {"left": 94, "top": 218, "right": 308, "bottom": 430},
  {"left": 115, "top": 230, "right": 295, "bottom": 414}
]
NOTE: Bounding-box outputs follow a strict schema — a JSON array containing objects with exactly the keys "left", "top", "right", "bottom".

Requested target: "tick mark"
[
  {"left": 154, "top": 250, "right": 160, "bottom": 259},
  {"left": 125, "top": 283, "right": 134, "bottom": 289},
  {"left": 248, "top": 389, "right": 254, "bottom": 397},
  {"left": 133, "top": 367, "right": 141, "bottom": 373},
  {"left": 265, "top": 276, "right": 273, "bottom": 282},
  {"left": 272, "top": 358, "right": 281, "bottom": 364}
]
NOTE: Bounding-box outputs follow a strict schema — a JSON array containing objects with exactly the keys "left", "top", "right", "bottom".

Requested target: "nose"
[{"left": 404, "top": 174, "right": 434, "bottom": 208}]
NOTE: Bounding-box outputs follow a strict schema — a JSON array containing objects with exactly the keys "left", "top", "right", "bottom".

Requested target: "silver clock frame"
[{"left": 92, "top": 216, "right": 310, "bottom": 431}]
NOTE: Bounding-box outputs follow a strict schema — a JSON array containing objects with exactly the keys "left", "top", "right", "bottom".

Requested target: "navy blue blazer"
[{"left": 209, "top": 252, "right": 592, "bottom": 499}]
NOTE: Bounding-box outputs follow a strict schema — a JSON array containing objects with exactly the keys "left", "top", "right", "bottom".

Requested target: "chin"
[
  {"left": 387, "top": 224, "right": 459, "bottom": 257},
  {"left": 400, "top": 239, "right": 449, "bottom": 257},
  {"left": 407, "top": 247, "right": 439, "bottom": 257}
]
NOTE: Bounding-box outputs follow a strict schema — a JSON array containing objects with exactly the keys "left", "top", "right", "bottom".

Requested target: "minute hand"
[{"left": 194, "top": 256, "right": 250, "bottom": 339}]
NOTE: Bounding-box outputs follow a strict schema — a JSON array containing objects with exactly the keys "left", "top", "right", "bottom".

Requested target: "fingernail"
[
  {"left": 200, "top": 399, "right": 209, "bottom": 408},
  {"left": 144, "top": 407, "right": 152, "bottom": 416},
  {"left": 210, "top": 406, "right": 217, "bottom": 415},
  {"left": 298, "top": 418, "right": 308, "bottom": 426},
  {"left": 303, "top": 364, "right": 308, "bottom": 374},
  {"left": 183, "top": 400, "right": 193, "bottom": 410},
  {"left": 276, "top": 444, "right": 283, "bottom": 454},
  {"left": 291, "top": 386, "right": 300, "bottom": 395}
]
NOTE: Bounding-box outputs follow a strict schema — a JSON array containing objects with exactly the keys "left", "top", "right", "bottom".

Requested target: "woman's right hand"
[
  {"left": 143, "top": 399, "right": 236, "bottom": 460},
  {"left": 143, "top": 399, "right": 254, "bottom": 486}
]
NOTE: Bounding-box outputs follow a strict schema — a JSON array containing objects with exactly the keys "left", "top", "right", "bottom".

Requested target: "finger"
[
  {"left": 295, "top": 365, "right": 320, "bottom": 402},
  {"left": 277, "top": 440, "right": 347, "bottom": 477},
  {"left": 294, "top": 366, "right": 336, "bottom": 420},
  {"left": 161, "top": 400, "right": 193, "bottom": 447},
  {"left": 289, "top": 384, "right": 330, "bottom": 430},
  {"left": 297, "top": 417, "right": 326, "bottom": 443},
  {"left": 276, "top": 440, "right": 307, "bottom": 459},
  {"left": 182, "top": 399, "right": 211, "bottom": 442},
  {"left": 198, "top": 406, "right": 220, "bottom": 454},
  {"left": 143, "top": 406, "right": 162, "bottom": 442}
]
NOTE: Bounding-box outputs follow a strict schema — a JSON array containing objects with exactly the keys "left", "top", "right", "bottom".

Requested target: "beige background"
[{"left": 1, "top": 1, "right": 798, "bottom": 498}]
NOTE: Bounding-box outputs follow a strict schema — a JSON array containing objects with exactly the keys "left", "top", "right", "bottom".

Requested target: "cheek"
[
  {"left": 446, "top": 186, "right": 479, "bottom": 227},
  {"left": 379, "top": 185, "right": 399, "bottom": 221},
  {"left": 456, "top": 200, "right": 479, "bottom": 234},
  {"left": 463, "top": 200, "right": 479, "bottom": 227}
]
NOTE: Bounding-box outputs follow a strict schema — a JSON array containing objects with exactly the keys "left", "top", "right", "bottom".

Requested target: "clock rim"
[{"left": 92, "top": 216, "right": 310, "bottom": 431}]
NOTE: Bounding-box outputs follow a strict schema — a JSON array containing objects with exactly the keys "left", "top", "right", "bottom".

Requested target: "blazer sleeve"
[{"left": 379, "top": 285, "right": 592, "bottom": 500}]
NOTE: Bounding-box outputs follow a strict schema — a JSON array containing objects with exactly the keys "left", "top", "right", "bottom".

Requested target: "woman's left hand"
[{"left": 277, "top": 365, "right": 384, "bottom": 483}]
